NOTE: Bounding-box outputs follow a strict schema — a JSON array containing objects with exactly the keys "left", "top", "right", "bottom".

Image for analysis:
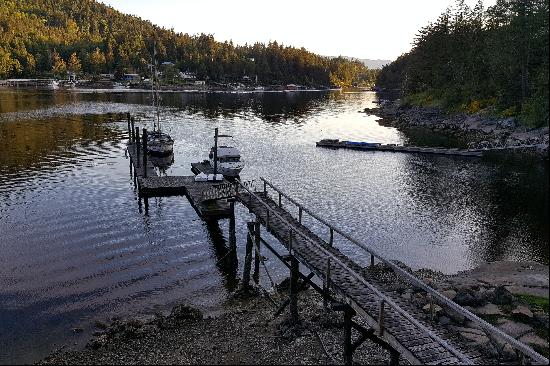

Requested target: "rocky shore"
[
  {"left": 39, "top": 261, "right": 548, "bottom": 364},
  {"left": 370, "top": 100, "right": 549, "bottom": 158}
]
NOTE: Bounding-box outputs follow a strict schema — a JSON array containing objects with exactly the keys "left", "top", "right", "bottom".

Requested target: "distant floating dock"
[{"left": 316, "top": 139, "right": 484, "bottom": 157}]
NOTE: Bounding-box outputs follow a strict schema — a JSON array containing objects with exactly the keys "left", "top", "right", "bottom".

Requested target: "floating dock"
[
  {"left": 127, "top": 140, "right": 233, "bottom": 219},
  {"left": 316, "top": 139, "right": 484, "bottom": 157}
]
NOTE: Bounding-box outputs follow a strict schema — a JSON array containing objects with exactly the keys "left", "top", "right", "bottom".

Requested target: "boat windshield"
[{"left": 219, "top": 156, "right": 240, "bottom": 163}]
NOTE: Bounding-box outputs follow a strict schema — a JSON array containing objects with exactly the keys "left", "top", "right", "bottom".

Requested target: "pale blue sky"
[{"left": 100, "top": 0, "right": 495, "bottom": 61}]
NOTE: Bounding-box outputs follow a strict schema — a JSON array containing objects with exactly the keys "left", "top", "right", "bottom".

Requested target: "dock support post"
[
  {"left": 130, "top": 117, "right": 135, "bottom": 142},
  {"left": 323, "top": 258, "right": 331, "bottom": 309},
  {"left": 135, "top": 127, "right": 141, "bottom": 168},
  {"left": 127, "top": 113, "right": 131, "bottom": 138},
  {"left": 329, "top": 228, "right": 334, "bottom": 246},
  {"left": 289, "top": 256, "right": 299, "bottom": 323},
  {"left": 343, "top": 305, "right": 355, "bottom": 365},
  {"left": 144, "top": 196, "right": 149, "bottom": 215},
  {"left": 142, "top": 129, "right": 148, "bottom": 178},
  {"left": 370, "top": 253, "right": 375, "bottom": 268},
  {"left": 229, "top": 201, "right": 236, "bottom": 249},
  {"left": 278, "top": 192, "right": 282, "bottom": 207},
  {"left": 253, "top": 221, "right": 261, "bottom": 283},
  {"left": 378, "top": 299, "right": 385, "bottom": 337},
  {"left": 242, "top": 222, "right": 254, "bottom": 290},
  {"left": 298, "top": 207, "right": 302, "bottom": 223}
]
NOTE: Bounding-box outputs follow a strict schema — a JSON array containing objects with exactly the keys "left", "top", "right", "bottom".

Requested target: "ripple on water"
[{"left": 0, "top": 90, "right": 547, "bottom": 364}]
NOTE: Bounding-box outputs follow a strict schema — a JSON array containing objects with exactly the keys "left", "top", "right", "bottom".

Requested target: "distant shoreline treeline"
[
  {"left": 0, "top": 0, "right": 378, "bottom": 87},
  {"left": 377, "top": 0, "right": 549, "bottom": 127}
]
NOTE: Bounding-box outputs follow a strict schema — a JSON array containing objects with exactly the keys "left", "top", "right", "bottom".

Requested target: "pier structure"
[
  {"left": 124, "top": 114, "right": 548, "bottom": 365},
  {"left": 233, "top": 178, "right": 548, "bottom": 365}
]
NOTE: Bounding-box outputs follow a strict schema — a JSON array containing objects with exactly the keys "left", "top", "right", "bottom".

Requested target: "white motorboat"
[
  {"left": 147, "top": 43, "right": 174, "bottom": 156},
  {"left": 207, "top": 128, "right": 244, "bottom": 178}
]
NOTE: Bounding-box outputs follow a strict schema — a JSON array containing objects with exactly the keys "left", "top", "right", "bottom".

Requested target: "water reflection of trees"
[
  {"left": 401, "top": 154, "right": 548, "bottom": 265},
  {"left": 158, "top": 91, "right": 337, "bottom": 123},
  {"left": 0, "top": 114, "right": 123, "bottom": 176}
]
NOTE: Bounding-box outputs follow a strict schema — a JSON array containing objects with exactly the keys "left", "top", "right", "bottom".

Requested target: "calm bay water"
[{"left": 0, "top": 89, "right": 548, "bottom": 364}]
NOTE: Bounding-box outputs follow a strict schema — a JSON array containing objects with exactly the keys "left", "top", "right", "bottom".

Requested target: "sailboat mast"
[{"left": 151, "top": 42, "right": 156, "bottom": 132}]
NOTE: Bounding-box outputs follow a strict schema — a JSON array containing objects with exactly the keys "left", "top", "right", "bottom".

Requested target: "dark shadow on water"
[{"left": 204, "top": 218, "right": 239, "bottom": 292}]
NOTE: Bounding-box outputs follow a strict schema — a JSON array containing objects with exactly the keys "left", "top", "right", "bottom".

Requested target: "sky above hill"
[{"left": 100, "top": 0, "right": 495, "bottom": 61}]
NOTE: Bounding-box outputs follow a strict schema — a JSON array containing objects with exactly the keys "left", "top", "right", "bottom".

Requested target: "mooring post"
[
  {"left": 343, "top": 305, "right": 354, "bottom": 365},
  {"left": 289, "top": 256, "right": 299, "bottom": 323},
  {"left": 127, "top": 113, "right": 131, "bottom": 138},
  {"left": 378, "top": 299, "right": 386, "bottom": 336},
  {"left": 242, "top": 222, "right": 254, "bottom": 290},
  {"left": 324, "top": 257, "right": 331, "bottom": 309},
  {"left": 135, "top": 127, "right": 141, "bottom": 168},
  {"left": 329, "top": 228, "right": 334, "bottom": 246},
  {"left": 144, "top": 196, "right": 149, "bottom": 215},
  {"left": 130, "top": 117, "right": 135, "bottom": 142},
  {"left": 370, "top": 253, "right": 375, "bottom": 268},
  {"left": 253, "top": 221, "right": 261, "bottom": 282},
  {"left": 278, "top": 192, "right": 282, "bottom": 207},
  {"left": 142, "top": 129, "right": 148, "bottom": 178},
  {"left": 229, "top": 201, "right": 236, "bottom": 250},
  {"left": 298, "top": 207, "right": 303, "bottom": 223}
]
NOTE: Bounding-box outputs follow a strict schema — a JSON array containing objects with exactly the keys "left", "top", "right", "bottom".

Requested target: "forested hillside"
[
  {"left": 0, "top": 0, "right": 377, "bottom": 87},
  {"left": 377, "top": 0, "right": 548, "bottom": 127}
]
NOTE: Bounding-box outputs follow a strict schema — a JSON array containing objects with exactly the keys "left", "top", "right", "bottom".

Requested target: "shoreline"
[
  {"left": 373, "top": 100, "right": 549, "bottom": 159},
  {"left": 39, "top": 260, "right": 549, "bottom": 364}
]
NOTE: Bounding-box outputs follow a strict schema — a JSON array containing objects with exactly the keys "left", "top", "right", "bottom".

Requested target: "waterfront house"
[{"left": 122, "top": 74, "right": 141, "bottom": 84}]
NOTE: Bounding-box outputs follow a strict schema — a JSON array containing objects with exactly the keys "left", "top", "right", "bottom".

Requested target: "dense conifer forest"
[
  {"left": 377, "top": 0, "right": 548, "bottom": 127},
  {"left": 0, "top": 0, "right": 378, "bottom": 87}
]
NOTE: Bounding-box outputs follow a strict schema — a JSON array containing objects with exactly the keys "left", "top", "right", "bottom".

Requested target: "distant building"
[
  {"left": 99, "top": 73, "right": 115, "bottom": 81},
  {"left": 180, "top": 71, "right": 197, "bottom": 80},
  {"left": 122, "top": 74, "right": 140, "bottom": 84},
  {"left": 194, "top": 80, "right": 206, "bottom": 86}
]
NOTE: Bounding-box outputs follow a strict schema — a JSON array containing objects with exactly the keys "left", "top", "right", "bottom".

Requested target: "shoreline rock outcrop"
[{"left": 374, "top": 100, "right": 549, "bottom": 158}]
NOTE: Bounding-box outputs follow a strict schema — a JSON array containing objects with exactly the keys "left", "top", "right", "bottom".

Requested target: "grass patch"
[{"left": 517, "top": 294, "right": 549, "bottom": 313}]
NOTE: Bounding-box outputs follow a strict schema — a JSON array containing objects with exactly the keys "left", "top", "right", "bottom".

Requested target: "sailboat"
[{"left": 147, "top": 44, "right": 174, "bottom": 156}]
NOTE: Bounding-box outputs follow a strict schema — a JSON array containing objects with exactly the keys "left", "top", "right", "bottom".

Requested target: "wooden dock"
[
  {"left": 234, "top": 178, "right": 548, "bottom": 365},
  {"left": 191, "top": 160, "right": 214, "bottom": 175},
  {"left": 127, "top": 139, "right": 232, "bottom": 219},
  {"left": 316, "top": 139, "right": 484, "bottom": 157},
  {"left": 122, "top": 115, "right": 546, "bottom": 365}
]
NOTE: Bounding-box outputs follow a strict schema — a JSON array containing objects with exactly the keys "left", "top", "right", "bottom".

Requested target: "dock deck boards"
[
  {"left": 128, "top": 143, "right": 232, "bottom": 219},
  {"left": 237, "top": 190, "right": 492, "bottom": 365},
  {"left": 316, "top": 140, "right": 484, "bottom": 157}
]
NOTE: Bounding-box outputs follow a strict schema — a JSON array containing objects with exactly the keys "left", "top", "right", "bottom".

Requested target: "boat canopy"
[{"left": 213, "top": 146, "right": 241, "bottom": 157}]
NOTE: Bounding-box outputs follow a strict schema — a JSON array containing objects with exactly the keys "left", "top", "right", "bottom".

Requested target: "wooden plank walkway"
[
  {"left": 236, "top": 190, "right": 480, "bottom": 365},
  {"left": 316, "top": 139, "right": 484, "bottom": 157},
  {"left": 127, "top": 142, "right": 232, "bottom": 219},
  {"left": 235, "top": 179, "right": 548, "bottom": 365}
]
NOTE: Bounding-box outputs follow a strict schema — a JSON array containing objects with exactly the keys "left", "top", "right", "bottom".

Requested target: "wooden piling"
[
  {"left": 378, "top": 299, "right": 385, "bottom": 336},
  {"left": 135, "top": 127, "right": 141, "bottom": 168},
  {"left": 142, "top": 129, "right": 148, "bottom": 178},
  {"left": 343, "top": 306, "right": 354, "bottom": 365},
  {"left": 324, "top": 257, "right": 331, "bottom": 309},
  {"left": 253, "top": 221, "right": 261, "bottom": 280},
  {"left": 130, "top": 117, "right": 135, "bottom": 142},
  {"left": 242, "top": 222, "right": 254, "bottom": 289},
  {"left": 289, "top": 256, "right": 299, "bottom": 323},
  {"left": 127, "top": 113, "right": 131, "bottom": 138}
]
